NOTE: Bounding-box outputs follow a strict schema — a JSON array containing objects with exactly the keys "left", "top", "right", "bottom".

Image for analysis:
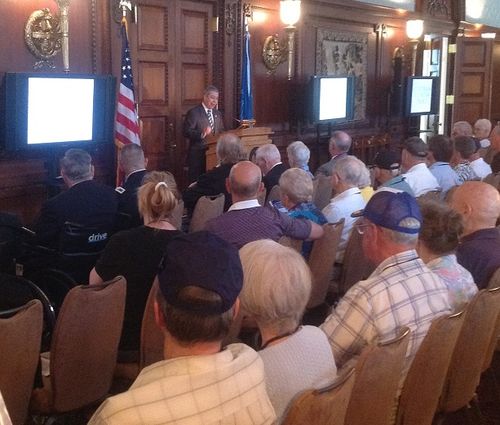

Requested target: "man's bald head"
[
  {"left": 329, "top": 131, "right": 352, "bottom": 156},
  {"left": 474, "top": 119, "right": 492, "bottom": 140},
  {"left": 449, "top": 181, "right": 500, "bottom": 235},
  {"left": 228, "top": 161, "right": 262, "bottom": 200}
]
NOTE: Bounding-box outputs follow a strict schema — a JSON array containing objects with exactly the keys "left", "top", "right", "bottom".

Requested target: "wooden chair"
[
  {"left": 188, "top": 194, "right": 225, "bottom": 233},
  {"left": 0, "top": 300, "right": 43, "bottom": 425},
  {"left": 307, "top": 220, "right": 344, "bottom": 309},
  {"left": 281, "top": 366, "right": 355, "bottom": 425},
  {"left": 434, "top": 287, "right": 500, "bottom": 423},
  {"left": 267, "top": 185, "right": 281, "bottom": 202},
  {"left": 170, "top": 199, "right": 184, "bottom": 230},
  {"left": 277, "top": 236, "right": 302, "bottom": 253},
  {"left": 344, "top": 327, "right": 411, "bottom": 425},
  {"left": 338, "top": 219, "right": 376, "bottom": 296},
  {"left": 257, "top": 187, "right": 267, "bottom": 206},
  {"left": 396, "top": 311, "right": 466, "bottom": 425},
  {"left": 30, "top": 276, "right": 126, "bottom": 416},
  {"left": 313, "top": 175, "right": 333, "bottom": 211}
]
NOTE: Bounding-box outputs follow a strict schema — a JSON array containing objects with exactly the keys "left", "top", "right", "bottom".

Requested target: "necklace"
[{"left": 260, "top": 326, "right": 300, "bottom": 350}]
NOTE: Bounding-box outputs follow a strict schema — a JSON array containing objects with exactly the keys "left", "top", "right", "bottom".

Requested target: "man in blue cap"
[
  {"left": 321, "top": 190, "right": 451, "bottom": 390},
  {"left": 89, "top": 231, "right": 276, "bottom": 425}
]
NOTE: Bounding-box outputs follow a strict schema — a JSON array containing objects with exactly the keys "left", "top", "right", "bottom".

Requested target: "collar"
[
  {"left": 331, "top": 186, "right": 361, "bottom": 201},
  {"left": 373, "top": 249, "right": 420, "bottom": 275},
  {"left": 331, "top": 152, "right": 347, "bottom": 161},
  {"left": 125, "top": 168, "right": 146, "bottom": 181},
  {"left": 268, "top": 162, "right": 283, "bottom": 172},
  {"left": 461, "top": 227, "right": 500, "bottom": 243},
  {"left": 406, "top": 162, "right": 428, "bottom": 173},
  {"left": 429, "top": 161, "right": 450, "bottom": 168},
  {"left": 228, "top": 199, "right": 261, "bottom": 211},
  {"left": 202, "top": 103, "right": 212, "bottom": 114}
]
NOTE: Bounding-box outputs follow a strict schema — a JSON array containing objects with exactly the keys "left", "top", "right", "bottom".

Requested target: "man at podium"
[{"left": 183, "top": 85, "right": 225, "bottom": 183}]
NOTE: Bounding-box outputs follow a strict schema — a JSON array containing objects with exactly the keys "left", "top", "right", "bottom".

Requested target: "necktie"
[{"left": 207, "top": 109, "right": 214, "bottom": 132}]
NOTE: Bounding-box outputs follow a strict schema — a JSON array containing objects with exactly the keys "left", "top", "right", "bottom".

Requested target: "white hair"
[
  {"left": 334, "top": 155, "right": 370, "bottom": 187},
  {"left": 256, "top": 144, "right": 281, "bottom": 164},
  {"left": 287, "top": 141, "right": 310, "bottom": 168},
  {"left": 279, "top": 168, "right": 313, "bottom": 204}
]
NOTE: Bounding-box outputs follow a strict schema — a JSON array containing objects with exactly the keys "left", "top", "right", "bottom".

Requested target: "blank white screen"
[
  {"left": 28, "top": 78, "right": 94, "bottom": 144},
  {"left": 410, "top": 79, "right": 433, "bottom": 114},
  {"left": 319, "top": 78, "right": 348, "bottom": 121}
]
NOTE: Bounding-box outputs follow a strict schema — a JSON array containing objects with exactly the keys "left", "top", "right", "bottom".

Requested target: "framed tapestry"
[{"left": 316, "top": 28, "right": 368, "bottom": 121}]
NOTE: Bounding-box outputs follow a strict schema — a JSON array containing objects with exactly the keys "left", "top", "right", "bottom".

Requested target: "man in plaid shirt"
[{"left": 321, "top": 190, "right": 451, "bottom": 384}]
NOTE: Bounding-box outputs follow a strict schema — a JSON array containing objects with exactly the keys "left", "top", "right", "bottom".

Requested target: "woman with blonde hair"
[
  {"left": 239, "top": 239, "right": 337, "bottom": 420},
  {"left": 89, "top": 171, "right": 182, "bottom": 356}
]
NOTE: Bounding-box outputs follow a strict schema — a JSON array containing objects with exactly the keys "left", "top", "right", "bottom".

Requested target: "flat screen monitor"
[
  {"left": 311, "top": 76, "right": 355, "bottom": 123},
  {"left": 405, "top": 76, "right": 439, "bottom": 116},
  {"left": 2, "top": 73, "right": 116, "bottom": 151}
]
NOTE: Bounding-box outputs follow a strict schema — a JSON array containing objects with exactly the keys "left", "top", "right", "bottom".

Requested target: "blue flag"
[{"left": 240, "top": 26, "right": 254, "bottom": 121}]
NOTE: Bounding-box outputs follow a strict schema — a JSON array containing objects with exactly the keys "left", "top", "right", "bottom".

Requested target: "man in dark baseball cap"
[
  {"left": 90, "top": 231, "right": 276, "bottom": 425},
  {"left": 372, "top": 150, "right": 414, "bottom": 195}
]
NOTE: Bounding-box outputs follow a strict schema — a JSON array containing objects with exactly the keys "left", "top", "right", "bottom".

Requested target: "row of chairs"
[
  {"left": 281, "top": 280, "right": 500, "bottom": 425},
  {"left": 0, "top": 276, "right": 126, "bottom": 425}
]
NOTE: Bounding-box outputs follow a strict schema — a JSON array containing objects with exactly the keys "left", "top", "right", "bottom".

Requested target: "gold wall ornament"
[
  {"left": 262, "top": 35, "right": 287, "bottom": 74},
  {"left": 24, "top": 8, "right": 61, "bottom": 69}
]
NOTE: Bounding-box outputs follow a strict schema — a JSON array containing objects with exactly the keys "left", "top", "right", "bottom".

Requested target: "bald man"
[
  {"left": 449, "top": 181, "right": 500, "bottom": 288},
  {"left": 204, "top": 161, "right": 323, "bottom": 249},
  {"left": 315, "top": 131, "right": 352, "bottom": 177}
]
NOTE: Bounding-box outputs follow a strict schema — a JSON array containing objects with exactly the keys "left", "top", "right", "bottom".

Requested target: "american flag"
[{"left": 115, "top": 21, "right": 140, "bottom": 146}]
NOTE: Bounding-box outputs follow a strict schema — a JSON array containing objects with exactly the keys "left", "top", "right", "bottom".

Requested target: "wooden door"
[
  {"left": 130, "top": 0, "right": 215, "bottom": 187},
  {"left": 452, "top": 37, "right": 493, "bottom": 124}
]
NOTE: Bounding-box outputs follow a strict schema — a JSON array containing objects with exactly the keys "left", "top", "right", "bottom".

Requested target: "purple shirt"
[
  {"left": 204, "top": 204, "right": 311, "bottom": 249},
  {"left": 456, "top": 228, "right": 500, "bottom": 289}
]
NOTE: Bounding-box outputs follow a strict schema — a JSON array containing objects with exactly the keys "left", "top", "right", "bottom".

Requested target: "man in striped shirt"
[{"left": 321, "top": 190, "right": 451, "bottom": 386}]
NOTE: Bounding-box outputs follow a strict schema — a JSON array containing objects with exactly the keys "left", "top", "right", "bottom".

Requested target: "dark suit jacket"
[
  {"left": 117, "top": 169, "right": 147, "bottom": 228},
  {"left": 34, "top": 180, "right": 118, "bottom": 248},
  {"left": 183, "top": 104, "right": 225, "bottom": 146},
  {"left": 182, "top": 162, "right": 234, "bottom": 212},
  {"left": 263, "top": 162, "right": 288, "bottom": 194}
]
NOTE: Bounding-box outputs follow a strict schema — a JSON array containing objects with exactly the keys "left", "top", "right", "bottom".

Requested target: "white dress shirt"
[
  {"left": 470, "top": 157, "right": 492, "bottom": 179},
  {"left": 402, "top": 163, "right": 440, "bottom": 197}
]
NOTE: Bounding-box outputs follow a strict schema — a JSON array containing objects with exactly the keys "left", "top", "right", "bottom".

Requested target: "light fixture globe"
[
  {"left": 280, "top": 0, "right": 301, "bottom": 27},
  {"left": 406, "top": 19, "right": 424, "bottom": 40}
]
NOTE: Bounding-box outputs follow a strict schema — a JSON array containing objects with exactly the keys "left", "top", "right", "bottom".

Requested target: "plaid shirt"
[
  {"left": 88, "top": 344, "right": 276, "bottom": 425},
  {"left": 321, "top": 250, "right": 451, "bottom": 380}
]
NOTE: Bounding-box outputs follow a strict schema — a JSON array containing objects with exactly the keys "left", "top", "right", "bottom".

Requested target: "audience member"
[
  {"left": 417, "top": 199, "right": 477, "bottom": 310},
  {"left": 321, "top": 190, "right": 451, "bottom": 387},
  {"left": 401, "top": 137, "right": 440, "bottom": 196},
  {"left": 286, "top": 141, "right": 313, "bottom": 177},
  {"left": 451, "top": 120, "right": 473, "bottom": 139},
  {"left": 33, "top": 148, "right": 117, "bottom": 248},
  {"left": 279, "top": 168, "right": 327, "bottom": 258},
  {"left": 89, "top": 171, "right": 182, "bottom": 354},
  {"left": 448, "top": 181, "right": 500, "bottom": 289},
  {"left": 239, "top": 240, "right": 337, "bottom": 420},
  {"left": 205, "top": 161, "right": 323, "bottom": 249},
  {"left": 470, "top": 147, "right": 492, "bottom": 180},
  {"left": 358, "top": 165, "right": 374, "bottom": 202},
  {"left": 474, "top": 118, "right": 492, "bottom": 153},
  {"left": 255, "top": 144, "right": 288, "bottom": 194},
  {"left": 453, "top": 136, "right": 480, "bottom": 182},
  {"left": 372, "top": 150, "right": 414, "bottom": 195},
  {"left": 427, "top": 135, "right": 461, "bottom": 194},
  {"left": 89, "top": 231, "right": 276, "bottom": 425},
  {"left": 485, "top": 124, "right": 500, "bottom": 164},
  {"left": 491, "top": 152, "right": 500, "bottom": 174},
  {"left": 183, "top": 133, "right": 244, "bottom": 214},
  {"left": 315, "top": 131, "right": 352, "bottom": 177},
  {"left": 116, "top": 144, "right": 147, "bottom": 228},
  {"left": 322, "top": 156, "right": 367, "bottom": 262}
]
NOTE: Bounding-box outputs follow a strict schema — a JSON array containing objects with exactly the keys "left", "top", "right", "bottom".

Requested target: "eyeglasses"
[{"left": 355, "top": 222, "right": 372, "bottom": 235}]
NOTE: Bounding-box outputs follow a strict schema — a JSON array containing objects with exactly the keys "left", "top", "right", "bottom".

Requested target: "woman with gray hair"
[
  {"left": 183, "top": 133, "right": 244, "bottom": 213},
  {"left": 286, "top": 141, "right": 313, "bottom": 177},
  {"left": 239, "top": 239, "right": 337, "bottom": 421}
]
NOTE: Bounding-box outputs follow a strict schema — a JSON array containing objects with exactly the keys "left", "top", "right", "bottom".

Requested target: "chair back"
[
  {"left": 439, "top": 287, "right": 500, "bottom": 413},
  {"left": 281, "top": 367, "right": 355, "bottom": 425},
  {"left": 278, "top": 236, "right": 302, "bottom": 253},
  {"left": 267, "top": 185, "right": 281, "bottom": 202},
  {"left": 482, "top": 283, "right": 500, "bottom": 372},
  {"left": 483, "top": 172, "right": 500, "bottom": 191},
  {"left": 257, "top": 187, "right": 267, "bottom": 206},
  {"left": 0, "top": 300, "right": 43, "bottom": 425},
  {"left": 140, "top": 278, "right": 164, "bottom": 369},
  {"left": 396, "top": 311, "right": 466, "bottom": 425},
  {"left": 189, "top": 194, "right": 225, "bottom": 233},
  {"left": 307, "top": 220, "right": 344, "bottom": 309},
  {"left": 312, "top": 175, "right": 333, "bottom": 211},
  {"left": 338, "top": 219, "right": 376, "bottom": 296},
  {"left": 170, "top": 199, "right": 184, "bottom": 230},
  {"left": 345, "top": 327, "right": 411, "bottom": 425},
  {"left": 49, "top": 276, "right": 126, "bottom": 412}
]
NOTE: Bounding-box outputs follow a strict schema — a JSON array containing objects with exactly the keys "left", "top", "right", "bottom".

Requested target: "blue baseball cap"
[
  {"left": 158, "top": 231, "right": 243, "bottom": 314},
  {"left": 352, "top": 189, "right": 422, "bottom": 234}
]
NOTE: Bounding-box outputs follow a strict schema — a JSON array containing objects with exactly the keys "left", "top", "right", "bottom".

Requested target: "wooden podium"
[{"left": 205, "top": 127, "right": 274, "bottom": 170}]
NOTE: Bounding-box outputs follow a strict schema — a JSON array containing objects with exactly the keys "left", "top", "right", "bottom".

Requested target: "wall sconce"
[
  {"left": 25, "top": 0, "right": 71, "bottom": 71},
  {"left": 262, "top": 0, "right": 301, "bottom": 79},
  {"left": 406, "top": 19, "right": 423, "bottom": 76}
]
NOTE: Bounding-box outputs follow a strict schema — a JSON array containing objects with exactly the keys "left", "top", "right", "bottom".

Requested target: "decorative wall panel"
[
  {"left": 138, "top": 6, "right": 167, "bottom": 50},
  {"left": 139, "top": 62, "right": 167, "bottom": 103},
  {"left": 466, "top": 0, "right": 500, "bottom": 29},
  {"left": 357, "top": 0, "right": 414, "bottom": 12}
]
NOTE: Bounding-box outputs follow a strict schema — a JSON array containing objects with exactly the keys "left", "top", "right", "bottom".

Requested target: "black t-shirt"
[{"left": 95, "top": 226, "right": 182, "bottom": 351}]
